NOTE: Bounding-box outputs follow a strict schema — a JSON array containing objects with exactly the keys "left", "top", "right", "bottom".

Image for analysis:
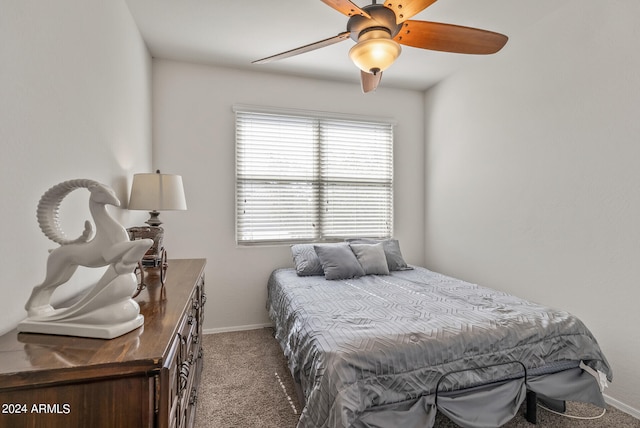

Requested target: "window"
[{"left": 235, "top": 106, "right": 393, "bottom": 245}]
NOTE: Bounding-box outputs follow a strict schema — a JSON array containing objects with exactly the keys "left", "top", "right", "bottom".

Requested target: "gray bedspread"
[{"left": 266, "top": 266, "right": 612, "bottom": 428}]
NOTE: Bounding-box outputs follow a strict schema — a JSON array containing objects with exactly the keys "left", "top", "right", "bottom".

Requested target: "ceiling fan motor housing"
[{"left": 347, "top": 4, "right": 402, "bottom": 42}]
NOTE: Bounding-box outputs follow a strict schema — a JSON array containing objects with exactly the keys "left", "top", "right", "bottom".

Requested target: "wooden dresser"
[{"left": 0, "top": 258, "right": 206, "bottom": 428}]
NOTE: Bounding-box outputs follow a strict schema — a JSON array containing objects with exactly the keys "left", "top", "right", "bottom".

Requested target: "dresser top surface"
[{"left": 0, "top": 258, "right": 206, "bottom": 384}]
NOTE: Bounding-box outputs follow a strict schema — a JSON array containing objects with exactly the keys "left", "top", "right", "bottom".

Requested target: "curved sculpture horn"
[{"left": 37, "top": 179, "right": 99, "bottom": 245}]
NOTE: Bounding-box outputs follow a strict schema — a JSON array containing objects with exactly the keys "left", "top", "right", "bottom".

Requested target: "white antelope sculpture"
[{"left": 18, "top": 179, "right": 153, "bottom": 339}]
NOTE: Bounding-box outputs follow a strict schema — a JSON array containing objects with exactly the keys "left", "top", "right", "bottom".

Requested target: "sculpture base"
[{"left": 17, "top": 314, "right": 144, "bottom": 339}]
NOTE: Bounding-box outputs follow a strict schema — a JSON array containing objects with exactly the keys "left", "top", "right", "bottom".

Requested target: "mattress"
[{"left": 267, "top": 266, "right": 612, "bottom": 428}]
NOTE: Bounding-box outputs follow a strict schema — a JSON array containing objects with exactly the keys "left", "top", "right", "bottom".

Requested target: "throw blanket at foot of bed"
[{"left": 267, "top": 267, "right": 612, "bottom": 428}]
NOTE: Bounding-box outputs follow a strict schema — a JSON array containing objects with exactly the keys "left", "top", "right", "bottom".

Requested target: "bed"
[{"left": 266, "top": 240, "right": 612, "bottom": 428}]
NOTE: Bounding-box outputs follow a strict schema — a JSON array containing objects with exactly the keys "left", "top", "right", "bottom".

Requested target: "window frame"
[{"left": 234, "top": 105, "right": 395, "bottom": 246}]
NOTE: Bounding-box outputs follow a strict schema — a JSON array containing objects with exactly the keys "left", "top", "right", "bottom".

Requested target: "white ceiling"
[{"left": 125, "top": 0, "right": 563, "bottom": 91}]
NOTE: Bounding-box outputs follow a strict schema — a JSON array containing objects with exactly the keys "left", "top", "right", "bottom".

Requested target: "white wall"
[
  {"left": 152, "top": 60, "right": 425, "bottom": 332},
  {"left": 424, "top": 0, "right": 639, "bottom": 414},
  {"left": 0, "top": 0, "right": 152, "bottom": 335}
]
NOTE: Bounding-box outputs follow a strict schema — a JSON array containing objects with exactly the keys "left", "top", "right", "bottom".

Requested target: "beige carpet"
[{"left": 195, "top": 328, "right": 639, "bottom": 428}]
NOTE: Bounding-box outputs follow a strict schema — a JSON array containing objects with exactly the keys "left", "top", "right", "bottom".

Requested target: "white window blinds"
[{"left": 235, "top": 108, "right": 393, "bottom": 245}]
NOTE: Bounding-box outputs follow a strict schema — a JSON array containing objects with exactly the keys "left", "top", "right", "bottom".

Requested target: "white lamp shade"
[
  {"left": 128, "top": 173, "right": 187, "bottom": 211},
  {"left": 349, "top": 29, "right": 401, "bottom": 74}
]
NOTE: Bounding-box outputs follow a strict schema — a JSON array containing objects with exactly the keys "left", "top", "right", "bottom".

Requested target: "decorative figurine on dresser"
[
  {"left": 18, "top": 178, "right": 153, "bottom": 339},
  {"left": 2, "top": 177, "right": 206, "bottom": 428}
]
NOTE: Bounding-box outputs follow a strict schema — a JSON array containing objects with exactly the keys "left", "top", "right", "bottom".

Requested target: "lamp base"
[{"left": 145, "top": 210, "right": 162, "bottom": 226}]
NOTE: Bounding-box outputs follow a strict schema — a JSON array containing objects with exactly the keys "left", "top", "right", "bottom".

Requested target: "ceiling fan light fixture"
[{"left": 349, "top": 29, "right": 401, "bottom": 74}]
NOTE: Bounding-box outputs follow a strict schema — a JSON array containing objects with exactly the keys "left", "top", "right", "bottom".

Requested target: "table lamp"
[
  {"left": 127, "top": 170, "right": 187, "bottom": 296},
  {"left": 128, "top": 170, "right": 187, "bottom": 226}
]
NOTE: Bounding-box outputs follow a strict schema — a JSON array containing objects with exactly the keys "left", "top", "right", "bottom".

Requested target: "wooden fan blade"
[
  {"left": 253, "top": 32, "right": 351, "bottom": 64},
  {"left": 384, "top": 0, "right": 437, "bottom": 24},
  {"left": 394, "top": 20, "right": 508, "bottom": 54},
  {"left": 361, "top": 70, "right": 382, "bottom": 93},
  {"left": 321, "top": 0, "right": 371, "bottom": 18}
]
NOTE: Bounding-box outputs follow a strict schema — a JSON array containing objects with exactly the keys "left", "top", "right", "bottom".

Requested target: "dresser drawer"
[
  {"left": 175, "top": 287, "right": 202, "bottom": 427},
  {"left": 164, "top": 313, "right": 198, "bottom": 428},
  {"left": 163, "top": 333, "right": 182, "bottom": 428}
]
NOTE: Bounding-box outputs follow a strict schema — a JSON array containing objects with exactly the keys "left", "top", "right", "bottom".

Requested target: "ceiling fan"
[{"left": 253, "top": 0, "right": 508, "bottom": 93}]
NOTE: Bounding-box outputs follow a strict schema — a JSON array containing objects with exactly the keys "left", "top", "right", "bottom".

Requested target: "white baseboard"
[
  {"left": 203, "top": 323, "right": 273, "bottom": 335},
  {"left": 605, "top": 394, "right": 640, "bottom": 420}
]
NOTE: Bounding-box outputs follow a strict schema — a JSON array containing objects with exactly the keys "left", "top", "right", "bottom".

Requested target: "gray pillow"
[
  {"left": 314, "top": 243, "right": 365, "bottom": 280},
  {"left": 346, "top": 238, "right": 411, "bottom": 271},
  {"left": 382, "top": 239, "right": 412, "bottom": 271},
  {"left": 291, "top": 244, "right": 324, "bottom": 276},
  {"left": 350, "top": 243, "right": 390, "bottom": 275}
]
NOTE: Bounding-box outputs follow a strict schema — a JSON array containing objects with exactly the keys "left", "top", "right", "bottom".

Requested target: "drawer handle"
[
  {"left": 179, "top": 361, "right": 190, "bottom": 393},
  {"left": 192, "top": 300, "right": 200, "bottom": 311},
  {"left": 187, "top": 314, "right": 195, "bottom": 325},
  {"left": 192, "top": 333, "right": 199, "bottom": 345}
]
